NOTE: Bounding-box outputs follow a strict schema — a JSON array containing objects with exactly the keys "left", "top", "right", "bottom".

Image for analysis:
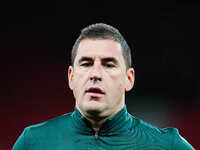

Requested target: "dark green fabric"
[{"left": 12, "top": 106, "right": 195, "bottom": 150}]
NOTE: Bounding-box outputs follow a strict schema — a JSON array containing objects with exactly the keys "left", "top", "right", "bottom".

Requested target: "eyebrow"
[
  {"left": 78, "top": 56, "right": 118, "bottom": 64},
  {"left": 78, "top": 57, "right": 93, "bottom": 64},
  {"left": 102, "top": 57, "right": 118, "bottom": 64}
]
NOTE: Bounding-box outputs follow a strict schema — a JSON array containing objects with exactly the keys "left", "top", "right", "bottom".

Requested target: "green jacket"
[{"left": 12, "top": 106, "right": 195, "bottom": 150}]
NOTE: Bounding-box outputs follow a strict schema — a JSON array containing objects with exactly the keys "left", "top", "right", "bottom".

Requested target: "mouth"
[{"left": 85, "top": 87, "right": 105, "bottom": 97}]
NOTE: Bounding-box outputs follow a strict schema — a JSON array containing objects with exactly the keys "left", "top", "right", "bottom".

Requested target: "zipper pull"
[{"left": 95, "top": 131, "right": 98, "bottom": 140}]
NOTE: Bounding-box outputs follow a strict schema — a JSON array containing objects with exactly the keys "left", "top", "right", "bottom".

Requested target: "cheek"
[
  {"left": 107, "top": 72, "right": 126, "bottom": 92},
  {"left": 73, "top": 69, "right": 86, "bottom": 83},
  {"left": 117, "top": 79, "right": 126, "bottom": 93},
  {"left": 72, "top": 71, "right": 86, "bottom": 95}
]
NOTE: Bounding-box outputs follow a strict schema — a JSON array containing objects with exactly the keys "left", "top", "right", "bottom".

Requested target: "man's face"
[{"left": 68, "top": 39, "right": 134, "bottom": 118}]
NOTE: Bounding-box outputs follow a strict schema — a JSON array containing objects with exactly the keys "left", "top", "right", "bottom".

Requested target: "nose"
[{"left": 89, "top": 62, "right": 102, "bottom": 81}]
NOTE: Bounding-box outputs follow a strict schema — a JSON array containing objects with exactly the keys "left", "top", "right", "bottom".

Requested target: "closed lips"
[{"left": 86, "top": 87, "right": 105, "bottom": 94}]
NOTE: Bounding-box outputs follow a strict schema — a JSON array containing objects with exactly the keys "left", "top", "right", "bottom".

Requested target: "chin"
[{"left": 83, "top": 102, "right": 105, "bottom": 113}]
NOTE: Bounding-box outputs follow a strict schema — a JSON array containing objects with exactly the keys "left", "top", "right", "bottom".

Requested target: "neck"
[
  {"left": 76, "top": 104, "right": 125, "bottom": 131},
  {"left": 86, "top": 117, "right": 107, "bottom": 132},
  {"left": 76, "top": 108, "right": 109, "bottom": 131}
]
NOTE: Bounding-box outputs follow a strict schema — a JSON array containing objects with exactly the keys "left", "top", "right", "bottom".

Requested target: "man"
[{"left": 12, "top": 23, "right": 195, "bottom": 149}]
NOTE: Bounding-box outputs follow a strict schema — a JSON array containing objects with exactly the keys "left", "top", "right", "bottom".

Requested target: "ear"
[
  {"left": 68, "top": 66, "right": 74, "bottom": 90},
  {"left": 125, "top": 68, "right": 135, "bottom": 92}
]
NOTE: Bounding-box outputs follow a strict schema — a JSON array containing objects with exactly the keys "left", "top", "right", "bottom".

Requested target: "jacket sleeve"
[
  {"left": 171, "top": 128, "right": 195, "bottom": 150},
  {"left": 12, "top": 128, "right": 28, "bottom": 150}
]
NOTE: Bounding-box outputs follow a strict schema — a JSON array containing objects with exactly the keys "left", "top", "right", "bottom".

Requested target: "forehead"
[{"left": 76, "top": 39, "right": 123, "bottom": 60}]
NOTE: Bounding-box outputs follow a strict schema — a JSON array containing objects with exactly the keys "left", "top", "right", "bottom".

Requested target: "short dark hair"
[{"left": 71, "top": 23, "right": 133, "bottom": 69}]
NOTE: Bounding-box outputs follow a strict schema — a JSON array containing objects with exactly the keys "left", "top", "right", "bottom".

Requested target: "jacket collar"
[{"left": 71, "top": 105, "right": 133, "bottom": 135}]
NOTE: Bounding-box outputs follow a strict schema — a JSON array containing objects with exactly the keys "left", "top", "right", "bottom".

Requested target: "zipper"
[
  {"left": 95, "top": 131, "right": 98, "bottom": 140},
  {"left": 94, "top": 131, "right": 99, "bottom": 149}
]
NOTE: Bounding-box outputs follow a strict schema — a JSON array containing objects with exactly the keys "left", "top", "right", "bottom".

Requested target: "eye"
[
  {"left": 104, "top": 63, "right": 115, "bottom": 68},
  {"left": 80, "top": 62, "right": 92, "bottom": 67}
]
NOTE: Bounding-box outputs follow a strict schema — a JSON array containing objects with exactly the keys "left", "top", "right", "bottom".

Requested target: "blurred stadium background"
[{"left": 0, "top": 0, "right": 199, "bottom": 149}]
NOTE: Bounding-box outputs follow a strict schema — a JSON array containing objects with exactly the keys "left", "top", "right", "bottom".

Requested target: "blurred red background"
[
  {"left": 0, "top": 49, "right": 199, "bottom": 150},
  {"left": 0, "top": 0, "right": 200, "bottom": 149}
]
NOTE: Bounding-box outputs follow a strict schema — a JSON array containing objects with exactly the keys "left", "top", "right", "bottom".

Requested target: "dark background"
[{"left": 0, "top": 0, "right": 199, "bottom": 149}]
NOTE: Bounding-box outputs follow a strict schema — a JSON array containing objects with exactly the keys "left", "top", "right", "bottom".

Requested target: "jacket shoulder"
[
  {"left": 12, "top": 112, "right": 73, "bottom": 150},
  {"left": 130, "top": 115, "right": 194, "bottom": 149},
  {"left": 170, "top": 128, "right": 195, "bottom": 150},
  {"left": 131, "top": 115, "right": 175, "bottom": 136},
  {"left": 21, "top": 112, "right": 73, "bottom": 142},
  {"left": 25, "top": 112, "right": 73, "bottom": 132}
]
